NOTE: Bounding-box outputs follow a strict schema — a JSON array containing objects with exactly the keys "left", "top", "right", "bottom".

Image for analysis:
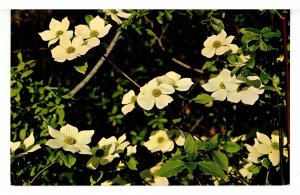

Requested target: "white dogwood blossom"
[
  {"left": 121, "top": 90, "right": 136, "bottom": 115},
  {"left": 227, "top": 76, "right": 264, "bottom": 105},
  {"left": 202, "top": 69, "right": 239, "bottom": 101},
  {"left": 10, "top": 132, "right": 41, "bottom": 155},
  {"left": 51, "top": 35, "right": 89, "bottom": 62},
  {"left": 201, "top": 29, "right": 238, "bottom": 58},
  {"left": 126, "top": 145, "right": 137, "bottom": 156},
  {"left": 104, "top": 9, "right": 132, "bottom": 25},
  {"left": 137, "top": 79, "right": 175, "bottom": 110},
  {"left": 46, "top": 124, "right": 94, "bottom": 155},
  {"left": 156, "top": 71, "right": 194, "bottom": 91},
  {"left": 143, "top": 129, "right": 174, "bottom": 153},
  {"left": 38, "top": 17, "right": 73, "bottom": 47},
  {"left": 75, "top": 16, "right": 112, "bottom": 48},
  {"left": 239, "top": 162, "right": 254, "bottom": 179},
  {"left": 140, "top": 162, "right": 169, "bottom": 186}
]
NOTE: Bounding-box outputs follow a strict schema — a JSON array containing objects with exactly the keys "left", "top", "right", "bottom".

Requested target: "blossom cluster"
[
  {"left": 121, "top": 71, "right": 194, "bottom": 115},
  {"left": 38, "top": 10, "right": 131, "bottom": 62},
  {"left": 10, "top": 132, "right": 41, "bottom": 157},
  {"left": 202, "top": 69, "right": 265, "bottom": 105}
]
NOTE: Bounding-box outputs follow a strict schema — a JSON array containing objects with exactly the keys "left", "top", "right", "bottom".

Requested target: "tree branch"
[{"left": 67, "top": 30, "right": 122, "bottom": 97}]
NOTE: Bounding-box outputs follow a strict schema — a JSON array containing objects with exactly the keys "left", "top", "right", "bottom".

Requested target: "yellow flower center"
[
  {"left": 66, "top": 46, "right": 75, "bottom": 54},
  {"left": 64, "top": 136, "right": 76, "bottom": 145},
  {"left": 90, "top": 30, "right": 99, "bottom": 38},
  {"left": 152, "top": 89, "right": 162, "bottom": 97},
  {"left": 56, "top": 30, "right": 64, "bottom": 37},
  {"left": 212, "top": 40, "right": 222, "bottom": 48},
  {"left": 271, "top": 142, "right": 280, "bottom": 150},
  {"left": 220, "top": 82, "right": 225, "bottom": 89},
  {"left": 157, "top": 136, "right": 165, "bottom": 144},
  {"left": 131, "top": 96, "right": 137, "bottom": 103}
]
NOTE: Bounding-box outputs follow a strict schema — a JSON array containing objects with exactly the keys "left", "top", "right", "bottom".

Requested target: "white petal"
[
  {"left": 86, "top": 37, "right": 100, "bottom": 48},
  {"left": 224, "top": 81, "right": 238, "bottom": 91},
  {"left": 59, "top": 36, "right": 71, "bottom": 48},
  {"left": 247, "top": 153, "right": 261, "bottom": 163},
  {"left": 211, "top": 89, "right": 227, "bottom": 101},
  {"left": 72, "top": 36, "right": 84, "bottom": 48},
  {"left": 49, "top": 18, "right": 61, "bottom": 31},
  {"left": 75, "top": 130, "right": 94, "bottom": 145},
  {"left": 118, "top": 134, "right": 127, "bottom": 144},
  {"left": 152, "top": 177, "right": 169, "bottom": 186},
  {"left": 122, "top": 90, "right": 135, "bottom": 104},
  {"left": 27, "top": 144, "right": 41, "bottom": 153},
  {"left": 76, "top": 46, "right": 89, "bottom": 55},
  {"left": 121, "top": 103, "right": 135, "bottom": 115},
  {"left": 201, "top": 47, "right": 215, "bottom": 58},
  {"left": 155, "top": 95, "right": 173, "bottom": 109},
  {"left": 219, "top": 69, "right": 232, "bottom": 79},
  {"left": 241, "top": 91, "right": 259, "bottom": 105},
  {"left": 66, "top": 53, "right": 79, "bottom": 61},
  {"left": 75, "top": 25, "right": 91, "bottom": 39},
  {"left": 51, "top": 45, "right": 66, "bottom": 59},
  {"left": 175, "top": 78, "right": 194, "bottom": 91},
  {"left": 271, "top": 130, "right": 287, "bottom": 146},
  {"left": 218, "top": 29, "right": 227, "bottom": 40},
  {"left": 215, "top": 46, "right": 230, "bottom": 55},
  {"left": 47, "top": 125, "right": 64, "bottom": 140},
  {"left": 225, "top": 35, "right": 234, "bottom": 45},
  {"left": 255, "top": 143, "right": 272, "bottom": 155},
  {"left": 227, "top": 91, "right": 242, "bottom": 103},
  {"left": 61, "top": 17, "right": 70, "bottom": 31},
  {"left": 10, "top": 141, "right": 21, "bottom": 153},
  {"left": 60, "top": 124, "right": 79, "bottom": 137},
  {"left": 229, "top": 44, "right": 239, "bottom": 53},
  {"left": 165, "top": 71, "right": 181, "bottom": 81},
  {"left": 156, "top": 75, "right": 175, "bottom": 86},
  {"left": 140, "top": 81, "right": 157, "bottom": 95},
  {"left": 203, "top": 35, "right": 216, "bottom": 47},
  {"left": 98, "top": 24, "right": 112, "bottom": 38},
  {"left": 116, "top": 11, "right": 132, "bottom": 19},
  {"left": 46, "top": 139, "right": 65, "bottom": 149},
  {"left": 63, "top": 145, "right": 78, "bottom": 153},
  {"left": 137, "top": 93, "right": 155, "bottom": 110},
  {"left": 126, "top": 145, "right": 137, "bottom": 156},
  {"left": 48, "top": 38, "right": 59, "bottom": 47},
  {"left": 158, "top": 83, "right": 175, "bottom": 94},
  {"left": 269, "top": 150, "right": 280, "bottom": 166},
  {"left": 38, "top": 30, "right": 56, "bottom": 41},
  {"left": 202, "top": 81, "right": 220, "bottom": 92},
  {"left": 239, "top": 168, "right": 249, "bottom": 178},
  {"left": 90, "top": 16, "right": 105, "bottom": 31},
  {"left": 76, "top": 144, "right": 92, "bottom": 155},
  {"left": 64, "top": 30, "right": 73, "bottom": 39},
  {"left": 111, "top": 14, "right": 122, "bottom": 25},
  {"left": 256, "top": 132, "right": 272, "bottom": 145},
  {"left": 24, "top": 132, "right": 35, "bottom": 149}
]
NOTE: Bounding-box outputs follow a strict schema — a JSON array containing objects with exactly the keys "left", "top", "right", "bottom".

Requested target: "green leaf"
[
  {"left": 241, "top": 33, "right": 259, "bottom": 44},
  {"left": 85, "top": 15, "right": 94, "bottom": 25},
  {"left": 202, "top": 60, "right": 215, "bottom": 70},
  {"left": 248, "top": 44, "right": 259, "bottom": 52},
  {"left": 248, "top": 164, "right": 261, "bottom": 174},
  {"left": 240, "top": 27, "right": 260, "bottom": 34},
  {"left": 263, "top": 30, "right": 281, "bottom": 39},
  {"left": 156, "top": 160, "right": 185, "bottom": 177},
  {"left": 184, "top": 134, "right": 198, "bottom": 161},
  {"left": 193, "top": 94, "right": 214, "bottom": 104},
  {"left": 90, "top": 171, "right": 104, "bottom": 186},
  {"left": 227, "top": 54, "right": 237, "bottom": 65},
  {"left": 184, "top": 162, "right": 198, "bottom": 174},
  {"left": 17, "top": 62, "right": 26, "bottom": 72},
  {"left": 231, "top": 65, "right": 241, "bottom": 76},
  {"left": 196, "top": 139, "right": 209, "bottom": 151},
  {"left": 259, "top": 40, "right": 268, "bottom": 52},
  {"left": 62, "top": 154, "right": 76, "bottom": 168},
  {"left": 222, "top": 142, "right": 242, "bottom": 153},
  {"left": 262, "top": 158, "right": 271, "bottom": 169},
  {"left": 212, "top": 151, "right": 228, "bottom": 171},
  {"left": 21, "top": 70, "right": 33, "bottom": 79},
  {"left": 56, "top": 107, "right": 65, "bottom": 125},
  {"left": 74, "top": 62, "right": 88, "bottom": 75},
  {"left": 260, "top": 72, "right": 271, "bottom": 84},
  {"left": 156, "top": 11, "right": 165, "bottom": 24},
  {"left": 126, "top": 157, "right": 138, "bottom": 170},
  {"left": 246, "top": 79, "right": 261, "bottom": 88},
  {"left": 172, "top": 118, "right": 181, "bottom": 124},
  {"left": 165, "top": 10, "right": 173, "bottom": 21},
  {"left": 245, "top": 57, "right": 255, "bottom": 69},
  {"left": 17, "top": 52, "right": 23, "bottom": 62},
  {"left": 209, "top": 134, "right": 219, "bottom": 149},
  {"left": 198, "top": 161, "right": 226, "bottom": 179},
  {"left": 145, "top": 29, "right": 156, "bottom": 37},
  {"left": 210, "top": 17, "right": 224, "bottom": 33}
]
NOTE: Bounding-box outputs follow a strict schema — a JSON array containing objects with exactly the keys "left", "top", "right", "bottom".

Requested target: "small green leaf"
[
  {"left": 193, "top": 94, "right": 214, "bottom": 104},
  {"left": 210, "top": 17, "right": 224, "bottom": 33},
  {"left": 222, "top": 142, "right": 242, "bottom": 153},
  {"left": 262, "top": 158, "right": 271, "bottom": 169},
  {"left": 56, "top": 108, "right": 65, "bottom": 125},
  {"left": 184, "top": 162, "right": 198, "bottom": 174},
  {"left": 126, "top": 157, "right": 138, "bottom": 170},
  {"left": 241, "top": 33, "right": 259, "bottom": 44},
  {"left": 90, "top": 171, "right": 104, "bottom": 186},
  {"left": 198, "top": 161, "right": 226, "bottom": 179},
  {"left": 259, "top": 41, "right": 268, "bottom": 52},
  {"left": 17, "top": 62, "right": 26, "bottom": 72},
  {"left": 85, "top": 15, "right": 94, "bottom": 25},
  {"left": 227, "top": 54, "right": 237, "bottom": 65},
  {"left": 248, "top": 164, "right": 261, "bottom": 174},
  {"left": 156, "top": 160, "right": 185, "bottom": 177},
  {"left": 156, "top": 11, "right": 165, "bottom": 24},
  {"left": 184, "top": 134, "right": 198, "bottom": 161},
  {"left": 62, "top": 154, "right": 76, "bottom": 168},
  {"left": 202, "top": 60, "right": 215, "bottom": 70},
  {"left": 260, "top": 73, "right": 271, "bottom": 84},
  {"left": 209, "top": 134, "right": 219, "bottom": 149},
  {"left": 172, "top": 118, "right": 181, "bottom": 124},
  {"left": 240, "top": 27, "right": 260, "bottom": 34},
  {"left": 245, "top": 57, "right": 255, "bottom": 69},
  {"left": 74, "top": 62, "right": 88, "bottom": 75},
  {"left": 212, "top": 151, "right": 228, "bottom": 171},
  {"left": 17, "top": 52, "right": 23, "bottom": 62},
  {"left": 196, "top": 139, "right": 209, "bottom": 151},
  {"left": 246, "top": 79, "right": 261, "bottom": 88},
  {"left": 21, "top": 70, "right": 33, "bottom": 79},
  {"left": 145, "top": 29, "right": 156, "bottom": 37},
  {"left": 165, "top": 10, "right": 173, "bottom": 21},
  {"left": 263, "top": 30, "right": 281, "bottom": 39},
  {"left": 248, "top": 44, "right": 259, "bottom": 52}
]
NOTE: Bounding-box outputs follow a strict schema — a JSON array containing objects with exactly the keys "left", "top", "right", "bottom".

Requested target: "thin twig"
[
  {"left": 29, "top": 158, "right": 60, "bottom": 185},
  {"left": 265, "top": 168, "right": 270, "bottom": 185},
  {"left": 68, "top": 30, "right": 122, "bottom": 97}
]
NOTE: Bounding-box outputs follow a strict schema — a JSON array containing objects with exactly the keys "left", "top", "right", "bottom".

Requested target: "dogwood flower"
[
  {"left": 86, "top": 137, "right": 119, "bottom": 169},
  {"left": 227, "top": 76, "right": 264, "bottom": 105},
  {"left": 156, "top": 71, "right": 194, "bottom": 91},
  {"left": 104, "top": 9, "right": 132, "bottom": 25},
  {"left": 126, "top": 145, "right": 137, "bottom": 156},
  {"left": 121, "top": 90, "right": 136, "bottom": 115},
  {"left": 144, "top": 130, "right": 174, "bottom": 153},
  {"left": 253, "top": 131, "right": 288, "bottom": 166},
  {"left": 38, "top": 17, "right": 73, "bottom": 47},
  {"left": 202, "top": 69, "right": 239, "bottom": 101},
  {"left": 239, "top": 162, "right": 254, "bottom": 179},
  {"left": 245, "top": 138, "right": 264, "bottom": 163},
  {"left": 235, "top": 54, "right": 251, "bottom": 67},
  {"left": 201, "top": 29, "right": 238, "bottom": 58},
  {"left": 51, "top": 35, "right": 89, "bottom": 62},
  {"left": 140, "top": 162, "right": 169, "bottom": 186},
  {"left": 46, "top": 124, "right": 94, "bottom": 155},
  {"left": 75, "top": 16, "right": 112, "bottom": 48},
  {"left": 10, "top": 132, "right": 41, "bottom": 155},
  {"left": 137, "top": 79, "right": 175, "bottom": 110}
]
